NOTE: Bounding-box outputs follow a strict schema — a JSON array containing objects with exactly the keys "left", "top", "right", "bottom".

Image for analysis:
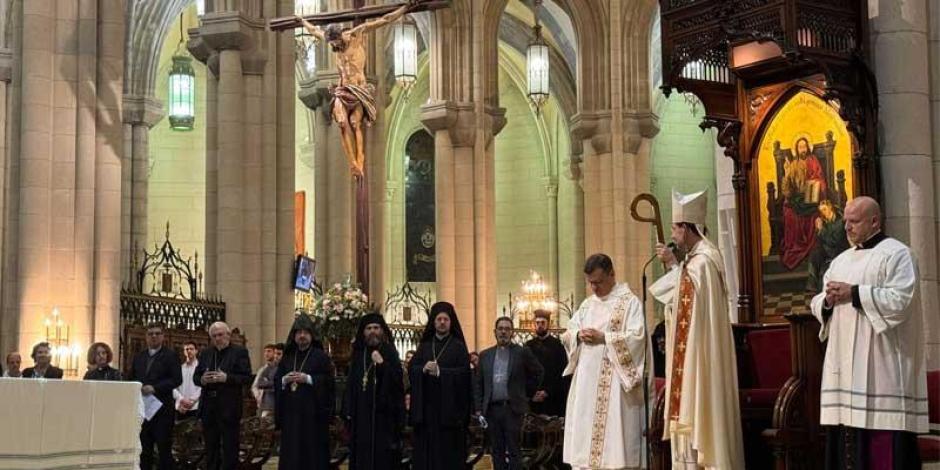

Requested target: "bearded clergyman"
[{"left": 344, "top": 313, "right": 406, "bottom": 470}]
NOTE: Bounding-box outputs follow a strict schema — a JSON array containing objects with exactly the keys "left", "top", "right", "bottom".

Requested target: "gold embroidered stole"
[
  {"left": 669, "top": 265, "right": 696, "bottom": 420},
  {"left": 588, "top": 291, "right": 629, "bottom": 467}
]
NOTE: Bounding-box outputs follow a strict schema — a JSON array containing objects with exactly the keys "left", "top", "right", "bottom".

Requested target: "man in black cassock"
[
  {"left": 344, "top": 313, "right": 405, "bottom": 470},
  {"left": 409, "top": 301, "right": 472, "bottom": 470},
  {"left": 194, "top": 322, "right": 252, "bottom": 470},
  {"left": 524, "top": 310, "right": 569, "bottom": 417},
  {"left": 274, "top": 314, "right": 334, "bottom": 470}
]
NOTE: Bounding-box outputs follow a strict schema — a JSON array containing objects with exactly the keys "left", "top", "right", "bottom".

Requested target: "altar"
[{"left": 0, "top": 378, "right": 142, "bottom": 469}]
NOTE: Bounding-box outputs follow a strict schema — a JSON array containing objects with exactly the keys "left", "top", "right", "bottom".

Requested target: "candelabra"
[
  {"left": 511, "top": 271, "right": 557, "bottom": 329},
  {"left": 43, "top": 307, "right": 81, "bottom": 377}
]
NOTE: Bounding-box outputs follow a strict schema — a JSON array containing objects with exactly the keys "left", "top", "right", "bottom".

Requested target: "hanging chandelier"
[
  {"left": 526, "top": 0, "right": 550, "bottom": 113},
  {"left": 393, "top": 19, "right": 418, "bottom": 91},
  {"left": 513, "top": 270, "right": 557, "bottom": 328},
  {"left": 168, "top": 13, "right": 195, "bottom": 131}
]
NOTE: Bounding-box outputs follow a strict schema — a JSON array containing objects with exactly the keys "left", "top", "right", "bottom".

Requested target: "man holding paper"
[{"left": 128, "top": 322, "right": 183, "bottom": 470}]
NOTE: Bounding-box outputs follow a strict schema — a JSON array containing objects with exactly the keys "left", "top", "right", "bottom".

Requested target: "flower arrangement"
[{"left": 311, "top": 278, "right": 371, "bottom": 340}]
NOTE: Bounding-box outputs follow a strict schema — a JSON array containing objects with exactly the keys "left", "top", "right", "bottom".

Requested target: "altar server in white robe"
[
  {"left": 810, "top": 196, "right": 927, "bottom": 470},
  {"left": 561, "top": 253, "right": 648, "bottom": 469},
  {"left": 650, "top": 189, "right": 744, "bottom": 470}
]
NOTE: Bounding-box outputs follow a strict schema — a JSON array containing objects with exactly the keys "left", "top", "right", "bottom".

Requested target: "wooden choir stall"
[{"left": 653, "top": 0, "right": 878, "bottom": 468}]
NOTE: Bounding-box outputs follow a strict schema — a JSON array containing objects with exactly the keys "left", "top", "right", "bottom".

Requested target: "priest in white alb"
[
  {"left": 810, "top": 196, "right": 927, "bottom": 469},
  {"left": 561, "top": 253, "right": 648, "bottom": 469},
  {"left": 649, "top": 189, "right": 744, "bottom": 469}
]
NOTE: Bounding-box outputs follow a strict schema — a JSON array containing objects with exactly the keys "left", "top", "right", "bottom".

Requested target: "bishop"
[{"left": 650, "top": 189, "right": 745, "bottom": 469}]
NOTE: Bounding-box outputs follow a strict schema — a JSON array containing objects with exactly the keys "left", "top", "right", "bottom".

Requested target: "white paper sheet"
[{"left": 142, "top": 394, "right": 163, "bottom": 421}]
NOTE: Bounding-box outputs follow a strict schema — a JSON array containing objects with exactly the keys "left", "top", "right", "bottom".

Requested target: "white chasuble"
[
  {"left": 649, "top": 240, "right": 744, "bottom": 470},
  {"left": 809, "top": 237, "right": 928, "bottom": 433},
  {"left": 561, "top": 283, "right": 647, "bottom": 469}
]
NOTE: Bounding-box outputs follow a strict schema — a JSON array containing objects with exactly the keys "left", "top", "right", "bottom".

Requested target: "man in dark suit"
[
  {"left": 474, "top": 317, "right": 544, "bottom": 470},
  {"left": 194, "top": 321, "right": 252, "bottom": 470},
  {"left": 128, "top": 322, "right": 183, "bottom": 470},
  {"left": 22, "top": 342, "right": 64, "bottom": 378}
]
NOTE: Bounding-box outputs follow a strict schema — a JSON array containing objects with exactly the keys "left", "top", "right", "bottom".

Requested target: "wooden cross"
[
  {"left": 270, "top": 0, "right": 450, "bottom": 298},
  {"left": 269, "top": 1, "right": 450, "bottom": 31}
]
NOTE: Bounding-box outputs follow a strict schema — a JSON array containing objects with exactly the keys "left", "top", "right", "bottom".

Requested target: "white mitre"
[{"left": 672, "top": 189, "right": 708, "bottom": 225}]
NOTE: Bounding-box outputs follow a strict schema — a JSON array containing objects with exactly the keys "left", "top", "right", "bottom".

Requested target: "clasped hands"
[
  {"left": 824, "top": 281, "right": 853, "bottom": 308},
  {"left": 200, "top": 371, "right": 227, "bottom": 385},
  {"left": 422, "top": 361, "right": 440, "bottom": 377},
  {"left": 283, "top": 372, "right": 310, "bottom": 385},
  {"left": 578, "top": 328, "right": 605, "bottom": 345}
]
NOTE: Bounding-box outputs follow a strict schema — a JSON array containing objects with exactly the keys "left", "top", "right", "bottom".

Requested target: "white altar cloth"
[{"left": 0, "top": 378, "right": 143, "bottom": 469}]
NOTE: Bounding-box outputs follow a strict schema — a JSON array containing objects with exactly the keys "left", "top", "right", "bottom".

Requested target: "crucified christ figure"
[{"left": 297, "top": 1, "right": 416, "bottom": 177}]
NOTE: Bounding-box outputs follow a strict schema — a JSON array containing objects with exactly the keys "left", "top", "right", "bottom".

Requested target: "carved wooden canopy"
[{"left": 658, "top": 0, "right": 878, "bottom": 322}]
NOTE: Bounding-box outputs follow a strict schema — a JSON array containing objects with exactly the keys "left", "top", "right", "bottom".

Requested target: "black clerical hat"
[
  {"left": 284, "top": 313, "right": 323, "bottom": 354},
  {"left": 353, "top": 312, "right": 394, "bottom": 350},
  {"left": 420, "top": 301, "right": 465, "bottom": 343}
]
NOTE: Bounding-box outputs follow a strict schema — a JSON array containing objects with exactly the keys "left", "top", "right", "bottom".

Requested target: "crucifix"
[{"left": 271, "top": 0, "right": 448, "bottom": 297}]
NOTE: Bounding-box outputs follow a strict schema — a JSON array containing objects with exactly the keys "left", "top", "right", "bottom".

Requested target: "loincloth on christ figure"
[{"left": 330, "top": 83, "right": 377, "bottom": 125}]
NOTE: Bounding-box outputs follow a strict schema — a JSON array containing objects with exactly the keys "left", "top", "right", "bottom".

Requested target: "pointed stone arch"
[{"left": 125, "top": 0, "right": 197, "bottom": 100}]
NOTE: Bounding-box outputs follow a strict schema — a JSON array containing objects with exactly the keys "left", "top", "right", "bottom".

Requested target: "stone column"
[
  {"left": 204, "top": 61, "right": 219, "bottom": 294},
  {"left": 190, "top": 3, "right": 296, "bottom": 354},
  {"left": 215, "top": 46, "right": 246, "bottom": 333},
  {"left": 571, "top": 0, "right": 659, "bottom": 295},
  {"left": 94, "top": 0, "right": 126, "bottom": 350},
  {"left": 297, "top": 141, "right": 316, "bottom": 255},
  {"left": 545, "top": 180, "right": 559, "bottom": 295},
  {"left": 925, "top": 0, "right": 940, "bottom": 367},
  {"left": 268, "top": 0, "right": 298, "bottom": 344},
  {"left": 0, "top": 45, "right": 12, "bottom": 354},
  {"left": 573, "top": 112, "right": 657, "bottom": 291},
  {"left": 16, "top": 0, "right": 57, "bottom": 355},
  {"left": 121, "top": 96, "right": 164, "bottom": 280},
  {"left": 8, "top": 0, "right": 125, "bottom": 355},
  {"left": 871, "top": 0, "right": 939, "bottom": 366},
  {"left": 383, "top": 182, "right": 399, "bottom": 291},
  {"left": 421, "top": 102, "right": 505, "bottom": 348}
]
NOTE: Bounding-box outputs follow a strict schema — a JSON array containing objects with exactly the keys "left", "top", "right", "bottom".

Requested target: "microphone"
[{"left": 644, "top": 242, "right": 678, "bottom": 271}]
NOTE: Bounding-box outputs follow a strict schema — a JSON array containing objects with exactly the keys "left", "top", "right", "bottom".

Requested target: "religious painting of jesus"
[{"left": 756, "top": 90, "right": 854, "bottom": 316}]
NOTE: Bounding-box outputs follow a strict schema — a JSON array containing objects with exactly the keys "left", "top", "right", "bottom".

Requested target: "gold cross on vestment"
[
  {"left": 678, "top": 342, "right": 686, "bottom": 352},
  {"left": 681, "top": 294, "right": 692, "bottom": 306},
  {"left": 679, "top": 318, "right": 689, "bottom": 329},
  {"left": 676, "top": 366, "right": 683, "bottom": 375}
]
